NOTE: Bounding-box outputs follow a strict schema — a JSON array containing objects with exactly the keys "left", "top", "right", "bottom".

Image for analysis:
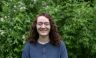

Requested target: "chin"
[{"left": 40, "top": 33, "right": 48, "bottom": 36}]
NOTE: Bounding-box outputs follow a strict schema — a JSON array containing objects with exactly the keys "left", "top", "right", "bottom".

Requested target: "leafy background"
[{"left": 0, "top": 0, "right": 96, "bottom": 58}]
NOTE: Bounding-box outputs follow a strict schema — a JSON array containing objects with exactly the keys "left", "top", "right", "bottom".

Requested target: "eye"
[
  {"left": 45, "top": 22, "right": 50, "bottom": 25},
  {"left": 37, "top": 22, "right": 43, "bottom": 25}
]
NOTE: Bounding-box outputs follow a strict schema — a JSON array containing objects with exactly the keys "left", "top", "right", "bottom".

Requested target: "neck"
[{"left": 38, "top": 35, "right": 50, "bottom": 44}]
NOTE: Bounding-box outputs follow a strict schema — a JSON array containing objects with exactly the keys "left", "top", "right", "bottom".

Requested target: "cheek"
[
  {"left": 36, "top": 27, "right": 41, "bottom": 33},
  {"left": 36, "top": 25, "right": 40, "bottom": 29}
]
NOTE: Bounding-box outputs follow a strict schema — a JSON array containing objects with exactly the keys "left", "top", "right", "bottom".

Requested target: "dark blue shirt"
[{"left": 22, "top": 41, "right": 68, "bottom": 58}]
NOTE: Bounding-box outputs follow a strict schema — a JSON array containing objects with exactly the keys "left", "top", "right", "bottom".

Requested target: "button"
[
  {"left": 43, "top": 50, "right": 45, "bottom": 52},
  {"left": 43, "top": 55, "right": 45, "bottom": 56},
  {"left": 43, "top": 46, "right": 45, "bottom": 48}
]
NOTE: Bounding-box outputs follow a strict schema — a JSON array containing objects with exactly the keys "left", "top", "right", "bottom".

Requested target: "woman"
[{"left": 22, "top": 12, "right": 68, "bottom": 58}]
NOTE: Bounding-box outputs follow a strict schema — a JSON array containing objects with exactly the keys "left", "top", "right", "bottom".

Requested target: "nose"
[{"left": 41, "top": 23, "right": 45, "bottom": 28}]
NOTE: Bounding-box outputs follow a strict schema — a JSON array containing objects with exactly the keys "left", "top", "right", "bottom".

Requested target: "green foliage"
[{"left": 0, "top": 0, "right": 96, "bottom": 58}]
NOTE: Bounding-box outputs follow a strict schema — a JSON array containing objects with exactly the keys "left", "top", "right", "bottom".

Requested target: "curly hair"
[{"left": 26, "top": 12, "right": 61, "bottom": 46}]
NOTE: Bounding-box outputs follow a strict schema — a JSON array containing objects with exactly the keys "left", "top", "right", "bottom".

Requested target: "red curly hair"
[{"left": 26, "top": 12, "right": 61, "bottom": 46}]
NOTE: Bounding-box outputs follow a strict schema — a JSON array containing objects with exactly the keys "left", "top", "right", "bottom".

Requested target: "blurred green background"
[{"left": 0, "top": 0, "right": 96, "bottom": 58}]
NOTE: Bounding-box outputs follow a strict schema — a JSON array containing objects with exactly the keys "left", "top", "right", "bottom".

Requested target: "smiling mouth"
[{"left": 40, "top": 30, "right": 47, "bottom": 33}]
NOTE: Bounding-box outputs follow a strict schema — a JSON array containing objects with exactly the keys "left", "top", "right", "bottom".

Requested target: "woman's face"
[{"left": 36, "top": 16, "right": 51, "bottom": 36}]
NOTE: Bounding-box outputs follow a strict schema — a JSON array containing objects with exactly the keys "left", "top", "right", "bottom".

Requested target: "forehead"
[{"left": 37, "top": 16, "right": 49, "bottom": 22}]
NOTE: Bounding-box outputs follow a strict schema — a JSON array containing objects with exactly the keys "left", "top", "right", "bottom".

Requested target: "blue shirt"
[{"left": 22, "top": 41, "right": 68, "bottom": 58}]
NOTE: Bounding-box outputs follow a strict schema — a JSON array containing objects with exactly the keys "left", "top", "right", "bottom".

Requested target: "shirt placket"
[{"left": 43, "top": 45, "right": 46, "bottom": 58}]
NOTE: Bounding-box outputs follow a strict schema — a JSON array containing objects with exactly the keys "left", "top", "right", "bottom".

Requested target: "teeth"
[{"left": 40, "top": 29, "right": 47, "bottom": 31}]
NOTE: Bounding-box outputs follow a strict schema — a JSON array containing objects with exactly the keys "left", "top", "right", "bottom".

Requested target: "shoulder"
[
  {"left": 59, "top": 40, "right": 67, "bottom": 50},
  {"left": 23, "top": 42, "right": 35, "bottom": 52},
  {"left": 23, "top": 42, "right": 33, "bottom": 50},
  {"left": 60, "top": 40, "right": 66, "bottom": 47},
  {"left": 60, "top": 40, "right": 68, "bottom": 58},
  {"left": 22, "top": 42, "right": 32, "bottom": 57},
  {"left": 60, "top": 40, "right": 68, "bottom": 54},
  {"left": 24, "top": 42, "right": 31, "bottom": 48}
]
